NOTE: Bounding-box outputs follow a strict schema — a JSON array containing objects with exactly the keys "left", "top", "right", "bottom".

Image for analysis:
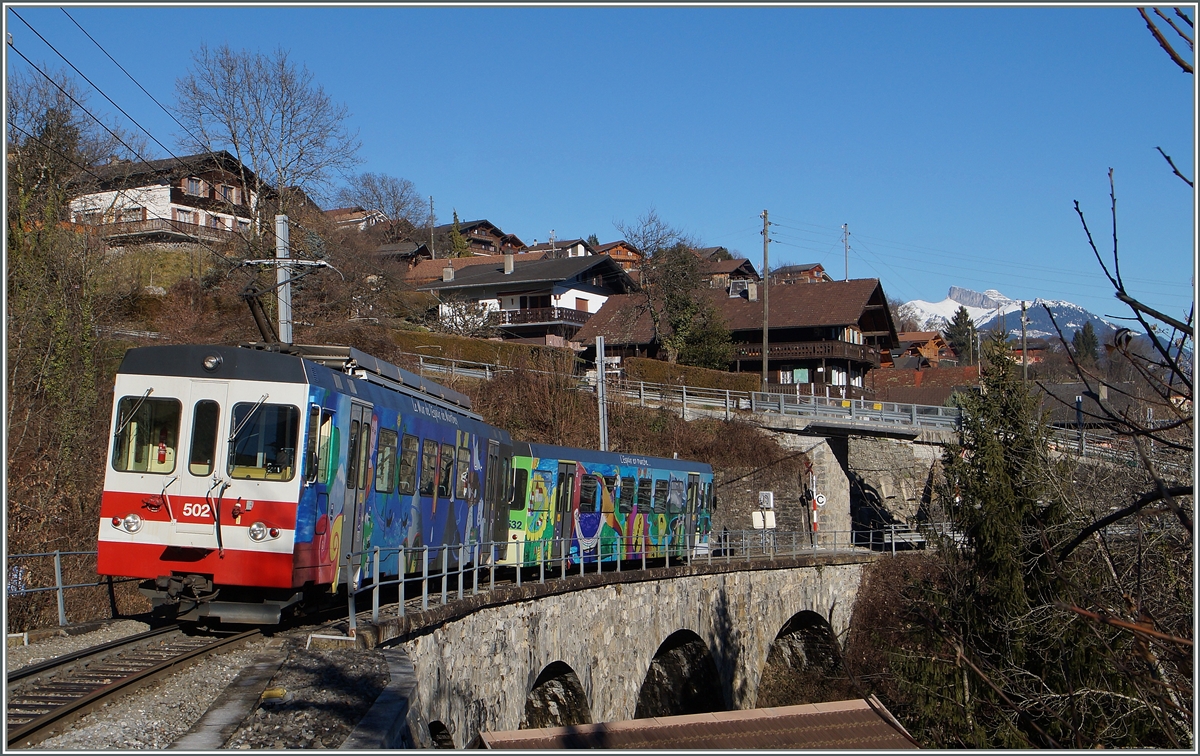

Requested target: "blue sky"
[{"left": 5, "top": 4, "right": 1195, "bottom": 325}]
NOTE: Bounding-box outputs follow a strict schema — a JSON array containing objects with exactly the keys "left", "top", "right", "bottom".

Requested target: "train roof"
[
  {"left": 512, "top": 441, "right": 712, "bottom": 474},
  {"left": 116, "top": 343, "right": 475, "bottom": 414}
]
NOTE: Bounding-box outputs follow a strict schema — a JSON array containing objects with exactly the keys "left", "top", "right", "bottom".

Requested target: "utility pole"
[
  {"left": 596, "top": 336, "right": 609, "bottom": 451},
  {"left": 842, "top": 223, "right": 849, "bottom": 281},
  {"left": 1020, "top": 300, "right": 1028, "bottom": 383},
  {"left": 428, "top": 196, "right": 435, "bottom": 258},
  {"left": 275, "top": 215, "right": 292, "bottom": 345},
  {"left": 761, "top": 210, "right": 770, "bottom": 391}
]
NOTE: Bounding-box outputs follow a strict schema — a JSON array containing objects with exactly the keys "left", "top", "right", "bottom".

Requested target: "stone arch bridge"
[{"left": 351, "top": 552, "right": 876, "bottom": 748}]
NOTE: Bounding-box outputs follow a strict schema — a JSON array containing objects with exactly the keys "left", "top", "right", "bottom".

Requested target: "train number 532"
[{"left": 182, "top": 503, "right": 213, "bottom": 518}]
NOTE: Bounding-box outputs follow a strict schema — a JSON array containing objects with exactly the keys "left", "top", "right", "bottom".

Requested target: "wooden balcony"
[
  {"left": 493, "top": 307, "right": 591, "bottom": 327},
  {"left": 90, "top": 218, "right": 241, "bottom": 244},
  {"left": 734, "top": 340, "right": 881, "bottom": 367}
]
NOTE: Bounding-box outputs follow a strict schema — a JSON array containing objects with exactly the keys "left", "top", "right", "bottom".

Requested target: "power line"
[
  {"left": 59, "top": 8, "right": 207, "bottom": 153},
  {"left": 7, "top": 119, "right": 239, "bottom": 272},
  {"left": 8, "top": 9, "right": 191, "bottom": 171}
]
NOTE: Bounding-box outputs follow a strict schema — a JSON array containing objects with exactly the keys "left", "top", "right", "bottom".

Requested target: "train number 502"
[{"left": 182, "top": 503, "right": 212, "bottom": 518}]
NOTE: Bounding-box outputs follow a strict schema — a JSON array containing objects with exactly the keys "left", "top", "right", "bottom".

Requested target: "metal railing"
[
  {"left": 6, "top": 551, "right": 133, "bottom": 628},
  {"left": 341, "top": 527, "right": 948, "bottom": 634},
  {"left": 406, "top": 352, "right": 962, "bottom": 431},
  {"left": 493, "top": 307, "right": 590, "bottom": 326}
]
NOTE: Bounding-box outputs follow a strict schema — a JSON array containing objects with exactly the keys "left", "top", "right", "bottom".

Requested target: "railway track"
[{"left": 6, "top": 625, "right": 260, "bottom": 749}]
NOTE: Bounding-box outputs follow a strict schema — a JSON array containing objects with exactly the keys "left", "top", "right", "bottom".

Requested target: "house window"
[
  {"left": 220, "top": 185, "right": 236, "bottom": 204},
  {"left": 237, "top": 219, "right": 250, "bottom": 233},
  {"left": 75, "top": 211, "right": 104, "bottom": 225},
  {"left": 176, "top": 209, "right": 195, "bottom": 225},
  {"left": 208, "top": 214, "right": 223, "bottom": 229},
  {"left": 186, "top": 177, "right": 202, "bottom": 196},
  {"left": 118, "top": 207, "right": 144, "bottom": 223}
]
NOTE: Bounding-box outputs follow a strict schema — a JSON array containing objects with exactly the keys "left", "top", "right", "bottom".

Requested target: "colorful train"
[{"left": 97, "top": 343, "right": 713, "bottom": 624}]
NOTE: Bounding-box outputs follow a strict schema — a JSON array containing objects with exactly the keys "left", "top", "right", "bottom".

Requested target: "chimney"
[
  {"left": 504, "top": 253, "right": 514, "bottom": 275},
  {"left": 442, "top": 265, "right": 454, "bottom": 282},
  {"left": 747, "top": 282, "right": 758, "bottom": 301}
]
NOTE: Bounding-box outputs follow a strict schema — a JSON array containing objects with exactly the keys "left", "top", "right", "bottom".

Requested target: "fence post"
[
  {"left": 399, "top": 546, "right": 406, "bottom": 618},
  {"left": 54, "top": 551, "right": 66, "bottom": 627},
  {"left": 441, "top": 548, "right": 448, "bottom": 605},
  {"left": 421, "top": 546, "right": 429, "bottom": 611},
  {"left": 515, "top": 543, "right": 522, "bottom": 587},
  {"left": 347, "top": 554, "right": 356, "bottom": 636},
  {"left": 725, "top": 390, "right": 731, "bottom": 421},
  {"left": 910, "top": 404, "right": 917, "bottom": 425},
  {"left": 459, "top": 543, "right": 466, "bottom": 600},
  {"left": 419, "top": 355, "right": 425, "bottom": 378},
  {"left": 891, "top": 525, "right": 896, "bottom": 557},
  {"left": 751, "top": 393, "right": 757, "bottom": 413},
  {"left": 779, "top": 392, "right": 784, "bottom": 415},
  {"left": 639, "top": 381, "right": 645, "bottom": 407},
  {"left": 616, "top": 535, "right": 622, "bottom": 572},
  {"left": 490, "top": 543, "right": 496, "bottom": 592},
  {"left": 372, "top": 546, "right": 380, "bottom": 623},
  {"left": 473, "top": 543, "right": 480, "bottom": 596},
  {"left": 540, "top": 542, "right": 546, "bottom": 584},
  {"left": 681, "top": 384, "right": 687, "bottom": 420}
]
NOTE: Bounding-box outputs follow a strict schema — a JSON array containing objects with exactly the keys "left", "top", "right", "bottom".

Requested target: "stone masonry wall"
[
  {"left": 401, "top": 562, "right": 866, "bottom": 748},
  {"left": 846, "top": 436, "right": 945, "bottom": 524}
]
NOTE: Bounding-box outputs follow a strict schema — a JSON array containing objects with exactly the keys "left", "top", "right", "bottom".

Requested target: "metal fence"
[
  {"left": 406, "top": 352, "right": 962, "bottom": 431},
  {"left": 342, "top": 525, "right": 960, "bottom": 634},
  {"left": 5, "top": 551, "right": 134, "bottom": 629}
]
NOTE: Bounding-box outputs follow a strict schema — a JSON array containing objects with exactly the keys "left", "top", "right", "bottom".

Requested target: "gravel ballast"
[{"left": 9, "top": 621, "right": 390, "bottom": 750}]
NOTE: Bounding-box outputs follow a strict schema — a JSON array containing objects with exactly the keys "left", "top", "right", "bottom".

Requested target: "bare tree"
[
  {"left": 431, "top": 294, "right": 498, "bottom": 338},
  {"left": 335, "top": 172, "right": 430, "bottom": 243},
  {"left": 174, "top": 44, "right": 362, "bottom": 245}
]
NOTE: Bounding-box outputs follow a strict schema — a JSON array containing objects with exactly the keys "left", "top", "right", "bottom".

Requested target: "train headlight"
[
  {"left": 248, "top": 521, "right": 267, "bottom": 542},
  {"left": 122, "top": 513, "right": 143, "bottom": 533},
  {"left": 202, "top": 354, "right": 222, "bottom": 372}
]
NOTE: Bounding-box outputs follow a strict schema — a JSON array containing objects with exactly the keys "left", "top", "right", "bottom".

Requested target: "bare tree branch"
[
  {"left": 1154, "top": 7, "right": 1194, "bottom": 48},
  {"left": 1058, "top": 485, "right": 1193, "bottom": 561},
  {"left": 1139, "top": 7, "right": 1195, "bottom": 73},
  {"left": 1155, "top": 145, "right": 1195, "bottom": 187}
]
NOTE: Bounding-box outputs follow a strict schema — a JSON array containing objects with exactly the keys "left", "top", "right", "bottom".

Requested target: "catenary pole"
[
  {"left": 597, "top": 336, "right": 609, "bottom": 451},
  {"left": 761, "top": 210, "right": 769, "bottom": 391},
  {"left": 275, "top": 215, "right": 292, "bottom": 345}
]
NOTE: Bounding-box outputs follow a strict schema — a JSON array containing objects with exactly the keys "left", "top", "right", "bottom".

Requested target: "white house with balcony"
[
  {"left": 68, "top": 151, "right": 262, "bottom": 244},
  {"left": 416, "top": 254, "right": 636, "bottom": 346}
]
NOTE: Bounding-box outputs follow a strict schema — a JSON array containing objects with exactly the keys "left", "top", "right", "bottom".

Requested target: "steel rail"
[
  {"left": 6, "top": 624, "right": 180, "bottom": 686},
  {"left": 6, "top": 628, "right": 260, "bottom": 749}
]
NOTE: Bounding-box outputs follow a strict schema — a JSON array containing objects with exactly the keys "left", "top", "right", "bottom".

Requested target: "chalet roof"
[
  {"left": 406, "top": 251, "right": 548, "bottom": 282},
  {"left": 432, "top": 218, "right": 526, "bottom": 248},
  {"left": 774, "top": 263, "right": 823, "bottom": 274},
  {"left": 82, "top": 150, "right": 264, "bottom": 190},
  {"left": 704, "top": 258, "right": 759, "bottom": 277},
  {"left": 525, "top": 239, "right": 594, "bottom": 254},
  {"left": 415, "top": 254, "right": 634, "bottom": 293},
  {"left": 479, "top": 699, "right": 917, "bottom": 750},
  {"left": 694, "top": 245, "right": 731, "bottom": 260},
  {"left": 594, "top": 240, "right": 641, "bottom": 256},
  {"left": 574, "top": 278, "right": 894, "bottom": 346}
]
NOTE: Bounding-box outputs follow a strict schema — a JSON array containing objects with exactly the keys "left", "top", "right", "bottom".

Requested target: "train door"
[
  {"left": 551, "top": 461, "right": 576, "bottom": 560},
  {"left": 344, "top": 402, "right": 374, "bottom": 585},
  {"left": 177, "top": 380, "right": 229, "bottom": 537},
  {"left": 480, "top": 440, "right": 504, "bottom": 562},
  {"left": 687, "top": 473, "right": 701, "bottom": 555},
  {"left": 302, "top": 404, "right": 336, "bottom": 581}
]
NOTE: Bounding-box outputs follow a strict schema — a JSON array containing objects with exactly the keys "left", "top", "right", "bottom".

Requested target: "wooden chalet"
[
  {"left": 593, "top": 240, "right": 643, "bottom": 272},
  {"left": 771, "top": 263, "right": 833, "bottom": 284},
  {"left": 432, "top": 218, "right": 525, "bottom": 255}
]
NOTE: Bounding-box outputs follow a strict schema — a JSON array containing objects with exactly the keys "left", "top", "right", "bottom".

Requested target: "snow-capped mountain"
[{"left": 900, "top": 287, "right": 1118, "bottom": 342}]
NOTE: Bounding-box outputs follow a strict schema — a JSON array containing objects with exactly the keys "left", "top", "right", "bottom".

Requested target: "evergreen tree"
[
  {"left": 1072, "top": 321, "right": 1099, "bottom": 365},
  {"left": 448, "top": 211, "right": 471, "bottom": 258},
  {"left": 946, "top": 306, "right": 976, "bottom": 365},
  {"left": 586, "top": 233, "right": 600, "bottom": 248}
]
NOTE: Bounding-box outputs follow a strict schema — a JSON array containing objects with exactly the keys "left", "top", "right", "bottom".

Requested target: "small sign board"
[
  {"left": 751, "top": 511, "right": 777, "bottom": 530},
  {"left": 758, "top": 491, "right": 774, "bottom": 510},
  {"left": 815, "top": 493, "right": 827, "bottom": 508}
]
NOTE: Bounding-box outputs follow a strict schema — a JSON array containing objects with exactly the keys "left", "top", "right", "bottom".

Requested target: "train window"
[
  {"left": 455, "top": 446, "right": 471, "bottom": 499},
  {"left": 346, "top": 420, "right": 361, "bottom": 490},
  {"left": 419, "top": 440, "right": 437, "bottom": 496},
  {"left": 228, "top": 403, "right": 299, "bottom": 481},
  {"left": 188, "top": 400, "right": 220, "bottom": 476},
  {"left": 317, "top": 411, "right": 334, "bottom": 485},
  {"left": 113, "top": 396, "right": 182, "bottom": 474},
  {"left": 637, "top": 479, "right": 652, "bottom": 511},
  {"left": 501, "top": 457, "right": 512, "bottom": 505},
  {"left": 304, "top": 406, "right": 321, "bottom": 483},
  {"left": 580, "top": 476, "right": 599, "bottom": 514},
  {"left": 355, "top": 422, "right": 372, "bottom": 491},
  {"left": 619, "top": 476, "right": 636, "bottom": 514},
  {"left": 397, "top": 435, "right": 419, "bottom": 494},
  {"left": 511, "top": 468, "right": 528, "bottom": 511},
  {"left": 438, "top": 442, "right": 455, "bottom": 498},
  {"left": 375, "top": 429, "right": 398, "bottom": 493},
  {"left": 602, "top": 476, "right": 617, "bottom": 514},
  {"left": 667, "top": 479, "right": 685, "bottom": 514},
  {"left": 687, "top": 479, "right": 699, "bottom": 514},
  {"left": 529, "top": 472, "right": 550, "bottom": 511},
  {"left": 652, "top": 480, "right": 669, "bottom": 513}
]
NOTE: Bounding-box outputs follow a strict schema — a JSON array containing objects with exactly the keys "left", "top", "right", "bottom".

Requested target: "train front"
[{"left": 97, "top": 345, "right": 312, "bottom": 624}]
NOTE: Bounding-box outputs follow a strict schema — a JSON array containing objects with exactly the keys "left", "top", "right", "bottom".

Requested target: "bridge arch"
[
  {"left": 755, "top": 610, "right": 853, "bottom": 708},
  {"left": 634, "top": 629, "right": 728, "bottom": 718},
  {"left": 521, "top": 661, "right": 593, "bottom": 729}
]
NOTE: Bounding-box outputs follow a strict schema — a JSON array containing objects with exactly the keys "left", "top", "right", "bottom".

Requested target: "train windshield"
[
  {"left": 228, "top": 403, "right": 300, "bottom": 481},
  {"left": 112, "top": 396, "right": 181, "bottom": 474}
]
